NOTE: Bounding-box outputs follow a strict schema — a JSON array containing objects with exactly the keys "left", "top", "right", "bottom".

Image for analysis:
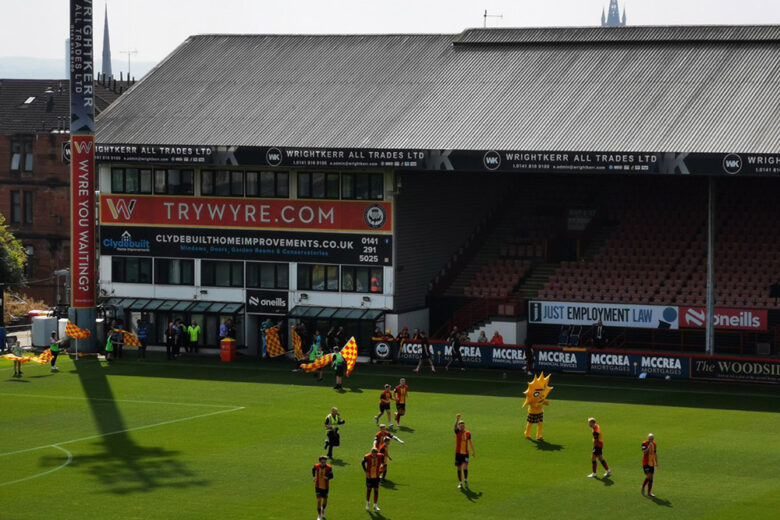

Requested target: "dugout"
[{"left": 95, "top": 26, "right": 780, "bottom": 356}]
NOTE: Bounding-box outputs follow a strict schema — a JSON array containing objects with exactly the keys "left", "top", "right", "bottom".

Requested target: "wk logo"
[
  {"left": 71, "top": 139, "right": 94, "bottom": 154},
  {"left": 483, "top": 150, "right": 501, "bottom": 170},
  {"left": 266, "top": 148, "right": 283, "bottom": 167},
  {"left": 106, "top": 198, "right": 137, "bottom": 220},
  {"left": 722, "top": 154, "right": 742, "bottom": 175}
]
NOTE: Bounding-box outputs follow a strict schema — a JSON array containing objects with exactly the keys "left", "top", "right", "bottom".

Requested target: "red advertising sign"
[
  {"left": 71, "top": 135, "right": 96, "bottom": 308},
  {"left": 99, "top": 195, "right": 392, "bottom": 233},
  {"left": 679, "top": 306, "right": 768, "bottom": 331}
]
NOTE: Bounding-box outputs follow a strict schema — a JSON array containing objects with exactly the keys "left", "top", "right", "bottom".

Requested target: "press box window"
[
  {"left": 202, "top": 260, "right": 244, "bottom": 287},
  {"left": 112, "top": 257, "right": 152, "bottom": 283},
  {"left": 154, "top": 169, "right": 194, "bottom": 195},
  {"left": 297, "top": 264, "right": 338, "bottom": 291},
  {"left": 246, "top": 171, "right": 289, "bottom": 198},
  {"left": 298, "top": 172, "right": 339, "bottom": 199},
  {"left": 202, "top": 170, "right": 244, "bottom": 196},
  {"left": 341, "top": 266, "right": 383, "bottom": 293},
  {"left": 155, "top": 258, "right": 194, "bottom": 285},
  {"left": 246, "top": 262, "right": 289, "bottom": 289},
  {"left": 111, "top": 168, "right": 153, "bottom": 193},
  {"left": 342, "top": 173, "right": 383, "bottom": 200}
]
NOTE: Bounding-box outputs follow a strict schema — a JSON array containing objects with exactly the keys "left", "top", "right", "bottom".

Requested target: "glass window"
[
  {"left": 23, "top": 191, "right": 33, "bottom": 224},
  {"left": 247, "top": 171, "right": 289, "bottom": 198},
  {"left": 248, "top": 263, "right": 290, "bottom": 290},
  {"left": 125, "top": 168, "right": 140, "bottom": 193},
  {"left": 155, "top": 258, "right": 194, "bottom": 285},
  {"left": 246, "top": 171, "right": 259, "bottom": 196},
  {"left": 298, "top": 264, "right": 338, "bottom": 291},
  {"left": 231, "top": 171, "right": 244, "bottom": 196},
  {"left": 202, "top": 260, "right": 243, "bottom": 287},
  {"left": 23, "top": 142, "right": 33, "bottom": 171},
  {"left": 154, "top": 170, "right": 167, "bottom": 194},
  {"left": 111, "top": 168, "right": 124, "bottom": 192},
  {"left": 112, "top": 257, "right": 152, "bottom": 283},
  {"left": 202, "top": 170, "right": 215, "bottom": 195},
  {"left": 276, "top": 172, "right": 289, "bottom": 197},
  {"left": 260, "top": 171, "right": 275, "bottom": 196},
  {"left": 300, "top": 172, "right": 339, "bottom": 199},
  {"left": 10, "top": 141, "right": 21, "bottom": 171},
  {"left": 140, "top": 169, "right": 153, "bottom": 193},
  {"left": 10, "top": 191, "right": 21, "bottom": 223},
  {"left": 215, "top": 170, "right": 230, "bottom": 195},
  {"left": 298, "top": 172, "right": 311, "bottom": 198},
  {"left": 341, "top": 266, "right": 383, "bottom": 293},
  {"left": 342, "top": 173, "right": 384, "bottom": 200}
]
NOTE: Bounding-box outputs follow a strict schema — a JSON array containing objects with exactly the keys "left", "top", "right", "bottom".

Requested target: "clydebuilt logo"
[
  {"left": 723, "top": 154, "right": 742, "bottom": 175},
  {"left": 106, "top": 198, "right": 137, "bottom": 220}
]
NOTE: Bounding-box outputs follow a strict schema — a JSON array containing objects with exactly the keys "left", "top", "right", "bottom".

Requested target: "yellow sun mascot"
[{"left": 522, "top": 372, "right": 553, "bottom": 440}]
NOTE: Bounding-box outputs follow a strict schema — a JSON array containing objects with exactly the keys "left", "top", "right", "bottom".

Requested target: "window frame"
[
  {"left": 297, "top": 263, "right": 339, "bottom": 292},
  {"left": 23, "top": 191, "right": 33, "bottom": 224},
  {"left": 246, "top": 262, "right": 289, "bottom": 289},
  {"left": 154, "top": 169, "right": 194, "bottom": 195},
  {"left": 201, "top": 260, "right": 244, "bottom": 287},
  {"left": 111, "top": 167, "right": 153, "bottom": 194},
  {"left": 341, "top": 266, "right": 383, "bottom": 293},
  {"left": 246, "top": 170, "right": 290, "bottom": 198},
  {"left": 10, "top": 191, "right": 21, "bottom": 224},
  {"left": 112, "top": 257, "right": 153, "bottom": 284},
  {"left": 154, "top": 258, "right": 194, "bottom": 285},
  {"left": 297, "top": 172, "right": 340, "bottom": 199},
  {"left": 341, "top": 173, "right": 384, "bottom": 200},
  {"left": 202, "top": 170, "right": 245, "bottom": 197}
]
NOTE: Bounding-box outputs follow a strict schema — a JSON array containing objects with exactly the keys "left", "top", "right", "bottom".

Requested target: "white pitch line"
[
  {"left": 0, "top": 405, "right": 244, "bottom": 459},
  {"left": 0, "top": 445, "right": 72, "bottom": 487},
  {"left": 0, "top": 392, "right": 239, "bottom": 409}
]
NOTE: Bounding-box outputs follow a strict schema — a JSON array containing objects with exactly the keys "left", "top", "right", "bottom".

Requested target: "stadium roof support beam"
[{"left": 706, "top": 178, "right": 716, "bottom": 355}]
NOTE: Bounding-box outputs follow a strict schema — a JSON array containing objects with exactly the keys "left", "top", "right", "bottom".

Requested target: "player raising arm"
[
  {"left": 641, "top": 433, "right": 659, "bottom": 497},
  {"left": 454, "top": 413, "right": 475, "bottom": 489}
]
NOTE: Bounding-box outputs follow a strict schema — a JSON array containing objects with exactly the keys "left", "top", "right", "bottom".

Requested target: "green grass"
[{"left": 1, "top": 353, "right": 779, "bottom": 519}]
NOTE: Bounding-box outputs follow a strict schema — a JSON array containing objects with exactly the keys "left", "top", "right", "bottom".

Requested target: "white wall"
[
  {"left": 384, "top": 307, "right": 429, "bottom": 337},
  {"left": 469, "top": 318, "right": 527, "bottom": 346}
]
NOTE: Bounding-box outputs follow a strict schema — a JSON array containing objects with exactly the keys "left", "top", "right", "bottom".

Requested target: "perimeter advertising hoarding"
[
  {"left": 397, "top": 340, "right": 529, "bottom": 369},
  {"left": 589, "top": 351, "right": 690, "bottom": 380},
  {"left": 529, "top": 301, "right": 679, "bottom": 329},
  {"left": 690, "top": 356, "right": 780, "bottom": 384},
  {"left": 534, "top": 346, "right": 589, "bottom": 373},
  {"left": 96, "top": 144, "right": 780, "bottom": 177},
  {"left": 100, "top": 226, "right": 392, "bottom": 266},
  {"left": 679, "top": 306, "right": 768, "bottom": 332}
]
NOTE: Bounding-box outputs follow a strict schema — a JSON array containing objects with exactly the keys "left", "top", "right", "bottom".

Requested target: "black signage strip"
[
  {"left": 100, "top": 226, "right": 392, "bottom": 266},
  {"left": 96, "top": 144, "right": 780, "bottom": 177}
]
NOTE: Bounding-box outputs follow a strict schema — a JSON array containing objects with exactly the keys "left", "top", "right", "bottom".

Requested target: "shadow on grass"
[
  {"left": 531, "top": 439, "right": 564, "bottom": 451},
  {"left": 599, "top": 476, "right": 615, "bottom": 486},
  {"left": 5, "top": 378, "right": 30, "bottom": 383},
  {"left": 44, "top": 356, "right": 209, "bottom": 495},
  {"left": 95, "top": 353, "right": 780, "bottom": 413},
  {"left": 649, "top": 495, "right": 672, "bottom": 507},
  {"left": 397, "top": 426, "right": 415, "bottom": 433},
  {"left": 460, "top": 486, "right": 482, "bottom": 502},
  {"left": 329, "top": 457, "right": 350, "bottom": 467}
]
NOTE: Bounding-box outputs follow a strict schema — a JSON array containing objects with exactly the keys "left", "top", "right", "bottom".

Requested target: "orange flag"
[
  {"left": 2, "top": 353, "right": 30, "bottom": 364},
  {"left": 301, "top": 353, "right": 333, "bottom": 372},
  {"left": 291, "top": 326, "right": 305, "bottom": 361},
  {"left": 65, "top": 320, "right": 91, "bottom": 339},
  {"left": 29, "top": 349, "right": 53, "bottom": 365},
  {"left": 265, "top": 327, "right": 286, "bottom": 357},
  {"left": 342, "top": 337, "right": 358, "bottom": 376},
  {"left": 121, "top": 330, "right": 141, "bottom": 347}
]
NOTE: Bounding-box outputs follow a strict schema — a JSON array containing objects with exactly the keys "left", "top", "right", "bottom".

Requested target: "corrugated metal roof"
[{"left": 96, "top": 27, "right": 780, "bottom": 154}]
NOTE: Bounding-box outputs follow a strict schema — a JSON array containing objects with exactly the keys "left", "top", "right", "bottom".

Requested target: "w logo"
[
  {"left": 71, "top": 139, "right": 94, "bottom": 154},
  {"left": 106, "top": 198, "right": 137, "bottom": 220}
]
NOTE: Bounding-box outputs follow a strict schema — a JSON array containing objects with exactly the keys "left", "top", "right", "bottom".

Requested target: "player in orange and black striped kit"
[
  {"left": 374, "top": 384, "right": 393, "bottom": 426},
  {"left": 312, "top": 455, "right": 333, "bottom": 520},
  {"left": 587, "top": 418, "right": 611, "bottom": 478},
  {"left": 641, "top": 433, "right": 659, "bottom": 497},
  {"left": 362, "top": 447, "right": 385, "bottom": 512},
  {"left": 454, "top": 413, "right": 475, "bottom": 489},
  {"left": 393, "top": 378, "right": 408, "bottom": 426}
]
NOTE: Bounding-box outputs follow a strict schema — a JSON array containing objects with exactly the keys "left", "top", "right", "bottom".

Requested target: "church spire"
[
  {"left": 601, "top": 8, "right": 606, "bottom": 26},
  {"left": 601, "top": 0, "right": 626, "bottom": 27},
  {"left": 102, "top": 3, "right": 112, "bottom": 78}
]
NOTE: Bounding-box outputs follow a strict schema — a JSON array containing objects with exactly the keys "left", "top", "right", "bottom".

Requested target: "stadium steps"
[
  {"left": 580, "top": 225, "right": 616, "bottom": 261},
  {"left": 515, "top": 262, "right": 559, "bottom": 300},
  {"left": 443, "top": 223, "right": 515, "bottom": 297}
]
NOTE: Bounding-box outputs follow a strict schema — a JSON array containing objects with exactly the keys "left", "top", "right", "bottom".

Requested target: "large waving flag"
[
  {"left": 291, "top": 326, "right": 305, "bottom": 361},
  {"left": 2, "top": 353, "right": 30, "bottom": 364},
  {"left": 265, "top": 327, "right": 286, "bottom": 357},
  {"left": 29, "top": 349, "right": 54, "bottom": 365},
  {"left": 342, "top": 337, "right": 358, "bottom": 376},
  {"left": 301, "top": 353, "right": 333, "bottom": 373},
  {"left": 65, "top": 320, "right": 91, "bottom": 339},
  {"left": 120, "top": 329, "right": 141, "bottom": 347}
]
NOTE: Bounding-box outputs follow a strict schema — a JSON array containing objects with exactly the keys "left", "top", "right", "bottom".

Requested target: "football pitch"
[{"left": 1, "top": 353, "right": 779, "bottom": 520}]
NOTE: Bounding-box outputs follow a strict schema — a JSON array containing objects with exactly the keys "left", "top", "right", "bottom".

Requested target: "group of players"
[{"left": 312, "top": 377, "right": 659, "bottom": 519}]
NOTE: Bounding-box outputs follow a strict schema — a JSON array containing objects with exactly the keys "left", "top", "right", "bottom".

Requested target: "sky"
[{"left": 1, "top": 0, "right": 779, "bottom": 74}]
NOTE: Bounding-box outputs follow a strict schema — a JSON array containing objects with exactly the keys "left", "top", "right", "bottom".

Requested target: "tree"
[{"left": 0, "top": 213, "right": 27, "bottom": 285}]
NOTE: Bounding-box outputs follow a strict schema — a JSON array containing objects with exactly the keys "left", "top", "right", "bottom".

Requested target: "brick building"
[{"left": 0, "top": 77, "right": 126, "bottom": 304}]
